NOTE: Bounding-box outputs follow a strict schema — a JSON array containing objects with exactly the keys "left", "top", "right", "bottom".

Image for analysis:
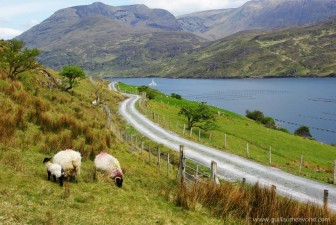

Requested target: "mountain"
[
  {"left": 17, "top": 2, "right": 205, "bottom": 76},
  {"left": 178, "top": 0, "right": 336, "bottom": 40},
  {"left": 150, "top": 16, "right": 336, "bottom": 78}
]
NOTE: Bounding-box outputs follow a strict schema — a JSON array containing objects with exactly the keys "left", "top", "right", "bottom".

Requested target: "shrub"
[
  {"left": 262, "top": 117, "right": 276, "bottom": 129},
  {"left": 294, "top": 126, "right": 312, "bottom": 138},
  {"left": 277, "top": 127, "right": 290, "bottom": 133},
  {"left": 137, "top": 86, "right": 158, "bottom": 100},
  {"left": 246, "top": 110, "right": 265, "bottom": 122},
  {"left": 171, "top": 93, "right": 182, "bottom": 99}
]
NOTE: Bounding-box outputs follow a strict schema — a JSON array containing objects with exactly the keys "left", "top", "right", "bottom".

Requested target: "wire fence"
[{"left": 136, "top": 108, "right": 336, "bottom": 185}]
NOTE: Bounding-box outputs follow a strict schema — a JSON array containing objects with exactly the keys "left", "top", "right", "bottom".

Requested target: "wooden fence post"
[
  {"left": 183, "top": 124, "right": 186, "bottom": 136},
  {"left": 141, "top": 141, "right": 144, "bottom": 154},
  {"left": 299, "top": 153, "right": 304, "bottom": 175},
  {"left": 179, "top": 145, "right": 185, "bottom": 184},
  {"left": 148, "top": 146, "right": 151, "bottom": 163},
  {"left": 224, "top": 134, "right": 227, "bottom": 148},
  {"left": 271, "top": 185, "right": 277, "bottom": 207},
  {"left": 334, "top": 160, "right": 336, "bottom": 185},
  {"left": 198, "top": 129, "right": 201, "bottom": 141},
  {"left": 190, "top": 127, "right": 193, "bottom": 137},
  {"left": 167, "top": 153, "right": 170, "bottom": 176},
  {"left": 246, "top": 143, "right": 249, "bottom": 158},
  {"left": 211, "top": 161, "right": 218, "bottom": 184},
  {"left": 324, "top": 189, "right": 329, "bottom": 209},
  {"left": 269, "top": 146, "right": 272, "bottom": 165},
  {"left": 157, "top": 147, "right": 161, "bottom": 167},
  {"left": 242, "top": 177, "right": 246, "bottom": 186}
]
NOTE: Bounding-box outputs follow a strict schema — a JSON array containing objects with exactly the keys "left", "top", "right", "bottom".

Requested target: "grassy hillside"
[
  {"left": 116, "top": 16, "right": 336, "bottom": 78},
  {"left": 118, "top": 83, "right": 336, "bottom": 184},
  {"left": 0, "top": 65, "right": 228, "bottom": 223}
]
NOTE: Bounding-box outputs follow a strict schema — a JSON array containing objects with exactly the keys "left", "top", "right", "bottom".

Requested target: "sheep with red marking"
[
  {"left": 52, "top": 149, "right": 81, "bottom": 182},
  {"left": 94, "top": 152, "right": 123, "bottom": 187}
]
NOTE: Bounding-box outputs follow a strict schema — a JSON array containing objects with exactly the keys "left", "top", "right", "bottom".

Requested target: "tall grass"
[{"left": 176, "top": 182, "right": 335, "bottom": 224}]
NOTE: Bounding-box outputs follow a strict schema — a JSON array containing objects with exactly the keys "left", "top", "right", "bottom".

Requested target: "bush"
[
  {"left": 262, "top": 117, "right": 276, "bottom": 129},
  {"left": 171, "top": 93, "right": 182, "bottom": 99},
  {"left": 294, "top": 126, "right": 312, "bottom": 138},
  {"left": 277, "top": 127, "right": 290, "bottom": 133},
  {"left": 137, "top": 86, "right": 158, "bottom": 100},
  {"left": 246, "top": 110, "right": 265, "bottom": 122}
]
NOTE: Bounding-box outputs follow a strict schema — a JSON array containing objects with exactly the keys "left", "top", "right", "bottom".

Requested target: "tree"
[
  {"left": 246, "top": 110, "right": 265, "bottom": 122},
  {"left": 179, "top": 102, "right": 216, "bottom": 130},
  {"left": 294, "top": 126, "right": 312, "bottom": 138},
  {"left": 171, "top": 93, "right": 182, "bottom": 99},
  {"left": 262, "top": 117, "right": 276, "bottom": 129},
  {"left": 137, "top": 86, "right": 158, "bottom": 100},
  {"left": 60, "top": 66, "right": 86, "bottom": 91},
  {"left": 0, "top": 39, "right": 40, "bottom": 79}
]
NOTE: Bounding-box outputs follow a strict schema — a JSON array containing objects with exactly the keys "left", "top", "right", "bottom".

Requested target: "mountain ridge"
[
  {"left": 178, "top": 0, "right": 336, "bottom": 40},
  {"left": 16, "top": 0, "right": 336, "bottom": 77}
]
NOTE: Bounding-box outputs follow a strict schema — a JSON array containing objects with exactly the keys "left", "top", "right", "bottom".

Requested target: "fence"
[
  {"left": 177, "top": 145, "right": 220, "bottom": 188},
  {"left": 138, "top": 108, "right": 336, "bottom": 185},
  {"left": 120, "top": 131, "right": 178, "bottom": 177},
  {"left": 119, "top": 124, "right": 332, "bottom": 210}
]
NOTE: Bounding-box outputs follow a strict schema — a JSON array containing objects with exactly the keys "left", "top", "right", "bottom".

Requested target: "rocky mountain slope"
[
  {"left": 151, "top": 16, "right": 336, "bottom": 78},
  {"left": 178, "top": 0, "right": 336, "bottom": 40},
  {"left": 17, "top": 2, "right": 205, "bottom": 76},
  {"left": 17, "top": 1, "right": 336, "bottom": 77}
]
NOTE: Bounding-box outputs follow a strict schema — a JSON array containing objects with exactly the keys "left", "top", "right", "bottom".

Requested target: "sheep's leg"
[
  {"left": 59, "top": 176, "right": 64, "bottom": 187},
  {"left": 47, "top": 171, "right": 51, "bottom": 180},
  {"left": 53, "top": 175, "right": 56, "bottom": 182}
]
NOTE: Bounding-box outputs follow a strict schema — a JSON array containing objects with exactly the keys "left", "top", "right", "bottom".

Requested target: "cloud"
[
  {"left": 0, "top": 28, "right": 23, "bottom": 40},
  {"left": 127, "top": 0, "right": 249, "bottom": 15}
]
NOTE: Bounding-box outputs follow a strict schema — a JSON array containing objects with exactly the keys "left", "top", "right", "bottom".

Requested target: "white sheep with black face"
[
  {"left": 94, "top": 152, "right": 124, "bottom": 187},
  {"left": 43, "top": 157, "right": 65, "bottom": 186},
  {"left": 52, "top": 149, "right": 81, "bottom": 182}
]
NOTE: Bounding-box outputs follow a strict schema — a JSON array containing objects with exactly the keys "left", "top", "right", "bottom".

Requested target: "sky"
[{"left": 0, "top": 0, "right": 250, "bottom": 40}]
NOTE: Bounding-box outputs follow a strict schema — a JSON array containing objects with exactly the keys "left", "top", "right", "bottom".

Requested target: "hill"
[
  {"left": 139, "top": 16, "right": 336, "bottom": 78},
  {"left": 0, "top": 40, "right": 227, "bottom": 224},
  {"left": 17, "top": 2, "right": 206, "bottom": 77},
  {"left": 1, "top": 40, "right": 335, "bottom": 223},
  {"left": 178, "top": 0, "right": 336, "bottom": 40}
]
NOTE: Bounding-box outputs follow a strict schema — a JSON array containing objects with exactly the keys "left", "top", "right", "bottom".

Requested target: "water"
[{"left": 108, "top": 77, "right": 336, "bottom": 144}]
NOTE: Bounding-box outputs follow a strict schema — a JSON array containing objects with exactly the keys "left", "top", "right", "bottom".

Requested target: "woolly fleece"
[
  {"left": 53, "top": 149, "right": 81, "bottom": 176},
  {"left": 94, "top": 152, "right": 123, "bottom": 178}
]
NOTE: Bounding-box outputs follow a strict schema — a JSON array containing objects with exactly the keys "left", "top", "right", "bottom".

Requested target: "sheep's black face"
[
  {"left": 43, "top": 157, "right": 52, "bottom": 164},
  {"left": 115, "top": 177, "right": 123, "bottom": 188}
]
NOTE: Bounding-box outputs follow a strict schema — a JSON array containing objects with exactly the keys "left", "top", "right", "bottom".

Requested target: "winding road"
[{"left": 110, "top": 83, "right": 336, "bottom": 211}]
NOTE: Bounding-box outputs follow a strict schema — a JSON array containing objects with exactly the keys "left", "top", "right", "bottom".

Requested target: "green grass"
[
  {"left": 0, "top": 145, "right": 227, "bottom": 225},
  {"left": 119, "top": 82, "right": 336, "bottom": 184},
  {"left": 0, "top": 69, "right": 229, "bottom": 224}
]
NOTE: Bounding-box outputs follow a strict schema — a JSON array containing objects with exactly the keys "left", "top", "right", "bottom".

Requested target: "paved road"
[{"left": 110, "top": 83, "right": 336, "bottom": 210}]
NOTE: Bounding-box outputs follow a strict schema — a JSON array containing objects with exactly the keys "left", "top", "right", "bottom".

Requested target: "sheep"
[
  {"left": 43, "top": 157, "right": 65, "bottom": 186},
  {"left": 94, "top": 152, "right": 123, "bottom": 187},
  {"left": 52, "top": 149, "right": 81, "bottom": 183}
]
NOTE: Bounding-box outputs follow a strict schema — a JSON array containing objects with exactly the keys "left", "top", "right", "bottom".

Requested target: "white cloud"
[{"left": 0, "top": 28, "right": 23, "bottom": 40}]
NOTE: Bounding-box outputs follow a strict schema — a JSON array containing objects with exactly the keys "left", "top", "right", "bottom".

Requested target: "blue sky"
[{"left": 0, "top": 0, "right": 249, "bottom": 40}]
